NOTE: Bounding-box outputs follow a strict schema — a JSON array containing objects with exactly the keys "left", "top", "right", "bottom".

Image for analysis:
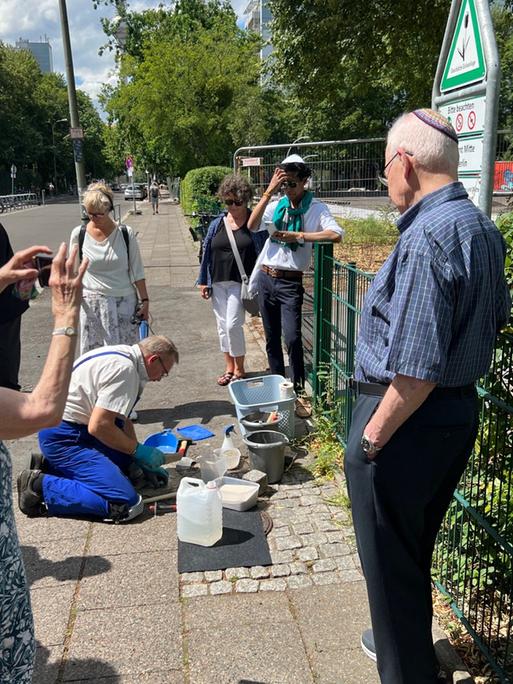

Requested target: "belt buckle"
[
  {"left": 349, "top": 378, "right": 359, "bottom": 395},
  {"left": 269, "top": 267, "right": 280, "bottom": 278}
]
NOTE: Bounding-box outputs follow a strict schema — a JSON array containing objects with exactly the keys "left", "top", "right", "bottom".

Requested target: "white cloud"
[{"left": 0, "top": 0, "right": 247, "bottom": 115}]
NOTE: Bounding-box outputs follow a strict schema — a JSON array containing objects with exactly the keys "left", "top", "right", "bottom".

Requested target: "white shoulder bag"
[{"left": 224, "top": 217, "right": 260, "bottom": 316}]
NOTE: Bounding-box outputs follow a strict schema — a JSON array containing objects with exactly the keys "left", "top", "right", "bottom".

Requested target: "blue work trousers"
[
  {"left": 258, "top": 271, "right": 305, "bottom": 391},
  {"left": 38, "top": 420, "right": 139, "bottom": 519}
]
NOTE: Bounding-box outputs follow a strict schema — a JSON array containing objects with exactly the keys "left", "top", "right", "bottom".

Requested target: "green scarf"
[{"left": 271, "top": 191, "right": 313, "bottom": 251}]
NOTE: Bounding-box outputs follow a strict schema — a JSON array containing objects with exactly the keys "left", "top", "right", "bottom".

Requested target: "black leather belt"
[
  {"left": 349, "top": 379, "right": 476, "bottom": 399},
  {"left": 261, "top": 265, "right": 303, "bottom": 281}
]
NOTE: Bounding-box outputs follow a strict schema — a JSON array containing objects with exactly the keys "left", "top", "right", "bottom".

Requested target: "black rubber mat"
[{"left": 178, "top": 507, "right": 272, "bottom": 573}]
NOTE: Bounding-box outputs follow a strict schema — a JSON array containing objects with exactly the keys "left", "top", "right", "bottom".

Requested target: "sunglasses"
[
  {"left": 281, "top": 180, "right": 299, "bottom": 189},
  {"left": 88, "top": 211, "right": 107, "bottom": 218},
  {"left": 156, "top": 356, "right": 169, "bottom": 377},
  {"left": 224, "top": 199, "right": 244, "bottom": 206}
]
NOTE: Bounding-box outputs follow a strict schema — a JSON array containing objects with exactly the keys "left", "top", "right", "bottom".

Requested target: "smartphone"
[
  {"left": 34, "top": 254, "right": 53, "bottom": 287},
  {"left": 265, "top": 221, "right": 277, "bottom": 236}
]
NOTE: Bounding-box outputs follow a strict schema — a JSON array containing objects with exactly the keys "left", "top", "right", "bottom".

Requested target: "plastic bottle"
[
  {"left": 220, "top": 424, "right": 241, "bottom": 470},
  {"left": 177, "top": 477, "right": 223, "bottom": 547}
]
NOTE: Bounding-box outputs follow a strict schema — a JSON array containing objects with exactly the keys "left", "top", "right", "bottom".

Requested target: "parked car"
[{"left": 124, "top": 183, "right": 147, "bottom": 201}]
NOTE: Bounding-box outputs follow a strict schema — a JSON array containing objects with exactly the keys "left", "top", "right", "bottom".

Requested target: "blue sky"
[{"left": 0, "top": 0, "right": 249, "bottom": 107}]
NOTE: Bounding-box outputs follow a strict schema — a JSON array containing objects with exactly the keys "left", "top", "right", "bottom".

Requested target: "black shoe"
[
  {"left": 361, "top": 628, "right": 377, "bottom": 662},
  {"left": 29, "top": 452, "right": 45, "bottom": 471},
  {"left": 17, "top": 469, "right": 44, "bottom": 517}
]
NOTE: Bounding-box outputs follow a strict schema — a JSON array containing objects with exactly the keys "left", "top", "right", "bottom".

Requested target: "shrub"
[
  {"left": 180, "top": 166, "right": 231, "bottom": 216},
  {"left": 496, "top": 210, "right": 513, "bottom": 288}
]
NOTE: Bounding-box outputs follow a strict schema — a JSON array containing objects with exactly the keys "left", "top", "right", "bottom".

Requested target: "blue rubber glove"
[
  {"left": 140, "top": 466, "right": 169, "bottom": 488},
  {"left": 134, "top": 443, "right": 165, "bottom": 471}
]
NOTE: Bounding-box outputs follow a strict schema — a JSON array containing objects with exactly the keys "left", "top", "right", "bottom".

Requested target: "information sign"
[{"left": 441, "top": 0, "right": 486, "bottom": 92}]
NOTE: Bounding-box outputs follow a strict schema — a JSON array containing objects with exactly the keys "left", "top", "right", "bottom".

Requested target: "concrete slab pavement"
[{"left": 9, "top": 201, "right": 471, "bottom": 683}]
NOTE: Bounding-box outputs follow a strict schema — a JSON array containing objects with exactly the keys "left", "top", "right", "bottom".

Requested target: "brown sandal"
[{"left": 217, "top": 371, "right": 233, "bottom": 386}]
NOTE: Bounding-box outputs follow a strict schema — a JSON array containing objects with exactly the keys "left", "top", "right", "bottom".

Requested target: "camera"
[{"left": 33, "top": 254, "right": 53, "bottom": 287}]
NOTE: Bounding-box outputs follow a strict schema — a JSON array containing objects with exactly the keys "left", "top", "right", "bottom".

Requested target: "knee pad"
[{"left": 103, "top": 495, "right": 144, "bottom": 524}]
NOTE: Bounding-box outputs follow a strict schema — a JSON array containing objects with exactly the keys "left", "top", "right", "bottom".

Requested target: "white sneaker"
[{"left": 129, "top": 410, "right": 138, "bottom": 421}]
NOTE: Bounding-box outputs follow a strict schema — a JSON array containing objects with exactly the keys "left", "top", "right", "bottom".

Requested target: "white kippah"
[{"left": 281, "top": 154, "right": 306, "bottom": 164}]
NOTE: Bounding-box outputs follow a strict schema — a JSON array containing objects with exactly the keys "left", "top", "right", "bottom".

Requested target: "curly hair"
[
  {"left": 82, "top": 182, "right": 114, "bottom": 214},
  {"left": 217, "top": 174, "right": 253, "bottom": 204}
]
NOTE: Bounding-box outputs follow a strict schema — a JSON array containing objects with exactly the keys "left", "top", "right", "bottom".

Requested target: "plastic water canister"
[{"left": 176, "top": 477, "right": 223, "bottom": 547}]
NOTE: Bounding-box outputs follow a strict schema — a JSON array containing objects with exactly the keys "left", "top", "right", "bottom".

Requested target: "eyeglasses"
[
  {"left": 280, "top": 180, "right": 298, "bottom": 189},
  {"left": 224, "top": 199, "right": 244, "bottom": 206},
  {"left": 88, "top": 211, "right": 107, "bottom": 218},
  {"left": 378, "top": 150, "right": 414, "bottom": 187},
  {"left": 156, "top": 356, "right": 169, "bottom": 377}
]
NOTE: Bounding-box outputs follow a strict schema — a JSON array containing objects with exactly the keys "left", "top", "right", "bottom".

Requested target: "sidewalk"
[{"left": 11, "top": 202, "right": 469, "bottom": 683}]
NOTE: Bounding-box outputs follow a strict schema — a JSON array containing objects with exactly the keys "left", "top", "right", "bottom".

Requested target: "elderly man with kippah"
[{"left": 344, "top": 109, "right": 511, "bottom": 683}]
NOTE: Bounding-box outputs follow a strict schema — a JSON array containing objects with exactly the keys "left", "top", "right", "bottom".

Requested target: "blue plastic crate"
[{"left": 229, "top": 374, "right": 296, "bottom": 439}]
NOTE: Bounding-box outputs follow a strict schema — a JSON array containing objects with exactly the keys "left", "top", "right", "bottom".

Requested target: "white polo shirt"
[
  {"left": 62, "top": 344, "right": 149, "bottom": 425},
  {"left": 257, "top": 198, "right": 344, "bottom": 272}
]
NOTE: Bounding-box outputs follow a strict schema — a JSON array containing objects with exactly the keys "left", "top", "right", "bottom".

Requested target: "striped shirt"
[{"left": 355, "top": 182, "right": 511, "bottom": 387}]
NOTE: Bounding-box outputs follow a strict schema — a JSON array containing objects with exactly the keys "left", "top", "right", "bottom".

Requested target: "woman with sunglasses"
[
  {"left": 69, "top": 182, "right": 150, "bottom": 357},
  {"left": 198, "top": 174, "right": 264, "bottom": 385}
]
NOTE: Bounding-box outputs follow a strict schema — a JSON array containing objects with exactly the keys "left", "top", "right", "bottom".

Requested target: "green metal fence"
[{"left": 306, "top": 243, "right": 513, "bottom": 682}]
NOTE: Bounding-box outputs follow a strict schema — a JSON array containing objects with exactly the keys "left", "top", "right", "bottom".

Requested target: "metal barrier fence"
[
  {"left": 306, "top": 244, "right": 513, "bottom": 681},
  {"left": 0, "top": 193, "right": 39, "bottom": 213}
]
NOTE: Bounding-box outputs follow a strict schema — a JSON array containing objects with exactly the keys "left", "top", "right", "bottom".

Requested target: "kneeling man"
[{"left": 18, "top": 335, "right": 178, "bottom": 522}]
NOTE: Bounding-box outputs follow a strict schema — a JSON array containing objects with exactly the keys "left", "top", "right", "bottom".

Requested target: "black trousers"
[
  {"left": 0, "top": 316, "right": 22, "bottom": 390},
  {"left": 258, "top": 271, "right": 304, "bottom": 391},
  {"left": 344, "top": 389, "right": 479, "bottom": 684}
]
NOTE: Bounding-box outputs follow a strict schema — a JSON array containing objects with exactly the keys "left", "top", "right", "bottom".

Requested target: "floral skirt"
[
  {"left": 0, "top": 442, "right": 35, "bottom": 683},
  {"left": 80, "top": 291, "right": 139, "bottom": 355}
]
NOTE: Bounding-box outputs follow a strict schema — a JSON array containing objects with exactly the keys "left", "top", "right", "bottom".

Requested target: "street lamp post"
[
  {"left": 51, "top": 118, "right": 68, "bottom": 193},
  {"left": 58, "top": 0, "right": 88, "bottom": 222}
]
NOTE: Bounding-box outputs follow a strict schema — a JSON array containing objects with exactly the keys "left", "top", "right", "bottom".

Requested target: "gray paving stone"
[
  {"left": 310, "top": 503, "right": 332, "bottom": 514},
  {"left": 180, "top": 571, "right": 204, "bottom": 583},
  {"left": 291, "top": 521, "right": 314, "bottom": 535},
  {"left": 270, "top": 549, "right": 295, "bottom": 564},
  {"left": 235, "top": 578, "right": 260, "bottom": 593},
  {"left": 300, "top": 532, "right": 328, "bottom": 546},
  {"left": 21, "top": 539, "right": 86, "bottom": 589},
  {"left": 64, "top": 604, "right": 182, "bottom": 679},
  {"left": 340, "top": 568, "right": 365, "bottom": 582},
  {"left": 312, "top": 558, "right": 337, "bottom": 573},
  {"left": 250, "top": 565, "right": 270, "bottom": 579},
  {"left": 287, "top": 574, "right": 313, "bottom": 589},
  {"left": 335, "top": 555, "right": 356, "bottom": 571},
  {"left": 286, "top": 489, "right": 302, "bottom": 498},
  {"left": 312, "top": 571, "right": 341, "bottom": 586},
  {"left": 188, "top": 621, "right": 314, "bottom": 683},
  {"left": 225, "top": 566, "right": 250, "bottom": 580},
  {"left": 31, "top": 584, "right": 74, "bottom": 647},
  {"left": 320, "top": 542, "right": 352, "bottom": 559},
  {"left": 204, "top": 570, "right": 222, "bottom": 582},
  {"left": 269, "top": 526, "right": 291, "bottom": 538},
  {"left": 79, "top": 550, "right": 178, "bottom": 609},
  {"left": 64, "top": 672, "right": 185, "bottom": 683},
  {"left": 297, "top": 546, "right": 319, "bottom": 562},
  {"left": 209, "top": 581, "right": 233, "bottom": 595},
  {"left": 259, "top": 578, "right": 287, "bottom": 592},
  {"left": 276, "top": 535, "right": 302, "bottom": 551},
  {"left": 182, "top": 583, "right": 209, "bottom": 597},
  {"left": 288, "top": 561, "right": 308, "bottom": 575},
  {"left": 325, "top": 530, "right": 348, "bottom": 543},
  {"left": 32, "top": 644, "right": 64, "bottom": 684},
  {"left": 271, "top": 563, "right": 291, "bottom": 577},
  {"left": 300, "top": 495, "right": 321, "bottom": 506}
]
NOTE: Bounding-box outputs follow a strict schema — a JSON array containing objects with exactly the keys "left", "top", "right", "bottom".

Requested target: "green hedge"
[{"left": 180, "top": 166, "right": 231, "bottom": 216}]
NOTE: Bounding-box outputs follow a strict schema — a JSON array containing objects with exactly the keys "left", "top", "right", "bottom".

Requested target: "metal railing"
[
  {"left": 0, "top": 193, "right": 39, "bottom": 213},
  {"left": 306, "top": 244, "right": 513, "bottom": 681}
]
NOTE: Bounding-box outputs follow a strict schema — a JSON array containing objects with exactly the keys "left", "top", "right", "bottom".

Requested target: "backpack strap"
[{"left": 79, "top": 224, "right": 130, "bottom": 262}]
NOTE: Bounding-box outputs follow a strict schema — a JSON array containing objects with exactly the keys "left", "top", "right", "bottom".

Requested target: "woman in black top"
[{"left": 198, "top": 175, "right": 257, "bottom": 385}]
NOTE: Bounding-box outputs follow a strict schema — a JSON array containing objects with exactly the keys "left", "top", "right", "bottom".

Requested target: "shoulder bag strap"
[
  {"left": 223, "top": 217, "right": 248, "bottom": 283},
  {"left": 78, "top": 225, "right": 86, "bottom": 262}
]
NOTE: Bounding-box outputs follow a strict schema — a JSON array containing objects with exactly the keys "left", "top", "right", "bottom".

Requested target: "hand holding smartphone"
[{"left": 34, "top": 254, "right": 54, "bottom": 287}]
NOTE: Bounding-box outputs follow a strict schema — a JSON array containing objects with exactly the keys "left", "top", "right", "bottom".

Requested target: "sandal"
[
  {"left": 217, "top": 371, "right": 233, "bottom": 386},
  {"left": 231, "top": 374, "right": 246, "bottom": 382}
]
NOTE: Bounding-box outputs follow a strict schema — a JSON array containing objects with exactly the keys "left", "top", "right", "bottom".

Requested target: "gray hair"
[
  {"left": 387, "top": 112, "right": 459, "bottom": 176},
  {"left": 82, "top": 182, "right": 114, "bottom": 214},
  {"left": 139, "top": 335, "right": 179, "bottom": 364},
  {"left": 218, "top": 174, "right": 253, "bottom": 203}
]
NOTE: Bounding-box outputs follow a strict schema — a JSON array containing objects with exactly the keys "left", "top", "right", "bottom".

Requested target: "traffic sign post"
[
  {"left": 432, "top": 0, "right": 500, "bottom": 216},
  {"left": 10, "top": 164, "right": 16, "bottom": 195}
]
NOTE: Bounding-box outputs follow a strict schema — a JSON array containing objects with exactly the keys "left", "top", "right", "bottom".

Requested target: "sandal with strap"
[
  {"left": 231, "top": 374, "right": 246, "bottom": 382},
  {"left": 217, "top": 371, "right": 233, "bottom": 386}
]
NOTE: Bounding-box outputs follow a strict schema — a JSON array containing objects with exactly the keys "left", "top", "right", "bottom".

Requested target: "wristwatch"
[
  {"left": 361, "top": 434, "right": 382, "bottom": 457},
  {"left": 52, "top": 326, "right": 78, "bottom": 337}
]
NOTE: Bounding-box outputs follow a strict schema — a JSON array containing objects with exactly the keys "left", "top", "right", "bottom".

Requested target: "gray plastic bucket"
[
  {"left": 243, "top": 430, "right": 289, "bottom": 484},
  {"left": 239, "top": 411, "right": 283, "bottom": 434}
]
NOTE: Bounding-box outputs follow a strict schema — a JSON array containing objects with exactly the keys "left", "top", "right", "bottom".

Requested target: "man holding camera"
[
  {"left": 17, "top": 335, "right": 179, "bottom": 523},
  {"left": 248, "top": 154, "right": 344, "bottom": 417}
]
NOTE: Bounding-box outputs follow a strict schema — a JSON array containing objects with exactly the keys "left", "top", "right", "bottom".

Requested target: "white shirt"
[
  {"left": 257, "top": 198, "right": 344, "bottom": 272},
  {"left": 69, "top": 224, "right": 145, "bottom": 297},
  {"left": 62, "top": 344, "right": 149, "bottom": 424}
]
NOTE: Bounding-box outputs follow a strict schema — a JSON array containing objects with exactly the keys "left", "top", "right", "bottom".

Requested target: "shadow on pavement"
[
  {"left": 21, "top": 545, "right": 111, "bottom": 585},
  {"left": 137, "top": 399, "right": 236, "bottom": 427},
  {"left": 34, "top": 644, "right": 120, "bottom": 684}
]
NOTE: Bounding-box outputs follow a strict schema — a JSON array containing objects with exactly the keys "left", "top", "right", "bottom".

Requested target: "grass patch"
[{"left": 334, "top": 215, "right": 398, "bottom": 272}]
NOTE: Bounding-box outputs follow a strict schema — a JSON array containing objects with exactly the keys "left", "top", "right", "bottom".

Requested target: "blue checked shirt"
[{"left": 355, "top": 182, "right": 511, "bottom": 387}]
